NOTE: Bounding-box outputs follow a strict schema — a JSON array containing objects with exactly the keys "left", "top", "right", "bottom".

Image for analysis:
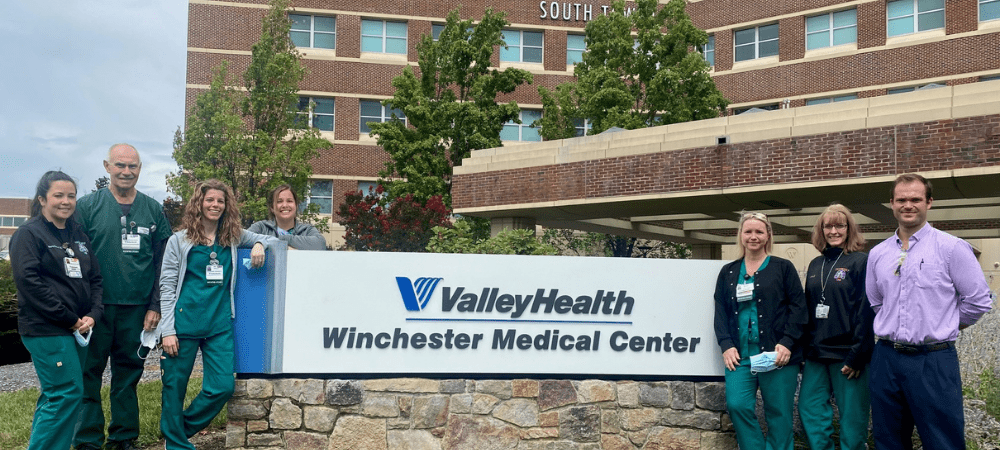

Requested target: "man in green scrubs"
[{"left": 74, "top": 144, "right": 172, "bottom": 450}]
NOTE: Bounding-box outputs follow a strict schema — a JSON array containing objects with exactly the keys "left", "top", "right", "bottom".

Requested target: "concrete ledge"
[
  {"left": 866, "top": 108, "right": 952, "bottom": 128},
  {"left": 487, "top": 155, "right": 557, "bottom": 171},
  {"left": 605, "top": 142, "right": 664, "bottom": 158},
  {"left": 728, "top": 127, "right": 792, "bottom": 143},
  {"left": 452, "top": 163, "right": 490, "bottom": 175},
  {"left": 791, "top": 118, "right": 869, "bottom": 137},
  {"left": 556, "top": 149, "right": 608, "bottom": 163}
]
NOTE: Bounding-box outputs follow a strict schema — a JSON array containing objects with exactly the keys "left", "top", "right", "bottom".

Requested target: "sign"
[{"left": 276, "top": 251, "right": 727, "bottom": 377}]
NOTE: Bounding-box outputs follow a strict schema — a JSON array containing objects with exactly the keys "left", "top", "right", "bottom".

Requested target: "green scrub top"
[
  {"left": 75, "top": 188, "right": 172, "bottom": 305},
  {"left": 175, "top": 244, "right": 232, "bottom": 338},
  {"left": 737, "top": 256, "right": 770, "bottom": 361}
]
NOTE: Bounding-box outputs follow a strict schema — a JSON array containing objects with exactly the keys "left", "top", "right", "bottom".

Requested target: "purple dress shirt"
[{"left": 866, "top": 223, "right": 992, "bottom": 345}]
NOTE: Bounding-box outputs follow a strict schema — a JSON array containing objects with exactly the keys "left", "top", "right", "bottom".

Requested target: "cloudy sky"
[{"left": 0, "top": 1, "right": 188, "bottom": 202}]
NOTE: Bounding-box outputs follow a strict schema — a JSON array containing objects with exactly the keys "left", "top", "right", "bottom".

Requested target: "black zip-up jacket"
[
  {"left": 12, "top": 215, "right": 103, "bottom": 336},
  {"left": 714, "top": 256, "right": 808, "bottom": 364},
  {"left": 803, "top": 247, "right": 874, "bottom": 368}
]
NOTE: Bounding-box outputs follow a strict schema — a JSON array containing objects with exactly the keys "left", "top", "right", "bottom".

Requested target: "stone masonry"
[{"left": 225, "top": 378, "right": 734, "bottom": 450}]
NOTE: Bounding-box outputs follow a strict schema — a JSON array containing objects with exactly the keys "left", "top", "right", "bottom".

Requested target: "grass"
[
  {"left": 965, "top": 368, "right": 1000, "bottom": 419},
  {"left": 0, "top": 377, "right": 226, "bottom": 450}
]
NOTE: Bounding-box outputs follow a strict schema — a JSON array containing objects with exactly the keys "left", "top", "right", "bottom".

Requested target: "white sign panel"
[{"left": 281, "top": 252, "right": 727, "bottom": 377}]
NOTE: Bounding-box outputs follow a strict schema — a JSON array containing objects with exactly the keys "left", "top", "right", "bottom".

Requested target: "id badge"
[
  {"left": 122, "top": 234, "right": 141, "bottom": 252},
  {"left": 815, "top": 304, "right": 830, "bottom": 319},
  {"left": 64, "top": 257, "right": 83, "bottom": 278},
  {"left": 736, "top": 282, "right": 754, "bottom": 302},
  {"left": 206, "top": 264, "right": 224, "bottom": 282},
  {"left": 137, "top": 226, "right": 150, "bottom": 235}
]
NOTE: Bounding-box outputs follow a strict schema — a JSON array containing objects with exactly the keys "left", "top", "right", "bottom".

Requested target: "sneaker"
[{"left": 106, "top": 441, "right": 138, "bottom": 450}]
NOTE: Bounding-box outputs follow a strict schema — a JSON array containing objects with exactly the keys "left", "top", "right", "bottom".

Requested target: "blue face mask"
[
  {"left": 750, "top": 351, "right": 778, "bottom": 374},
  {"left": 73, "top": 329, "right": 92, "bottom": 347}
]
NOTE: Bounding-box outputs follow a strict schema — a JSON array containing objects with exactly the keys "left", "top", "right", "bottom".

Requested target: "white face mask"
[
  {"left": 74, "top": 329, "right": 92, "bottom": 347},
  {"left": 137, "top": 328, "right": 160, "bottom": 359}
]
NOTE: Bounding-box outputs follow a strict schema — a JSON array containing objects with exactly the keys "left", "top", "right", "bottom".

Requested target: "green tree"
[
  {"left": 169, "top": 0, "right": 329, "bottom": 228},
  {"left": 370, "top": 8, "right": 533, "bottom": 207},
  {"left": 93, "top": 176, "right": 109, "bottom": 192},
  {"left": 537, "top": 0, "right": 727, "bottom": 138},
  {"left": 427, "top": 220, "right": 557, "bottom": 255}
]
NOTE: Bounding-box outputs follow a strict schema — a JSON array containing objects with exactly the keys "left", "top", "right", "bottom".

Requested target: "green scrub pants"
[
  {"left": 76, "top": 304, "right": 147, "bottom": 449},
  {"left": 724, "top": 362, "right": 800, "bottom": 450},
  {"left": 161, "top": 328, "right": 235, "bottom": 450},
  {"left": 22, "top": 334, "right": 87, "bottom": 450},
  {"left": 798, "top": 359, "right": 871, "bottom": 450}
]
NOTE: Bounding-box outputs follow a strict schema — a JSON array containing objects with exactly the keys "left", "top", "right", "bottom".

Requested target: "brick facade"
[
  {"left": 187, "top": 0, "right": 1000, "bottom": 220},
  {"left": 451, "top": 114, "right": 1000, "bottom": 212}
]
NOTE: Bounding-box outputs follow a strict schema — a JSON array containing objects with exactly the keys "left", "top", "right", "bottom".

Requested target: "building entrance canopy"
[{"left": 452, "top": 82, "right": 1000, "bottom": 245}]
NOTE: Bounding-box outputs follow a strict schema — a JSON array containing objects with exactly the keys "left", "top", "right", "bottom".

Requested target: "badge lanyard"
[
  {"left": 816, "top": 252, "right": 843, "bottom": 319},
  {"left": 206, "top": 242, "right": 224, "bottom": 283},
  {"left": 62, "top": 242, "right": 83, "bottom": 278},
  {"left": 121, "top": 215, "right": 141, "bottom": 252}
]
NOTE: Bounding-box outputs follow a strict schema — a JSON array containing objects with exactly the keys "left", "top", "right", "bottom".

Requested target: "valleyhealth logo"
[{"left": 396, "top": 277, "right": 444, "bottom": 311}]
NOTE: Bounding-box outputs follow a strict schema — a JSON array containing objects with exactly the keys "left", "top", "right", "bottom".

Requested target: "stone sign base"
[{"left": 225, "top": 377, "right": 735, "bottom": 449}]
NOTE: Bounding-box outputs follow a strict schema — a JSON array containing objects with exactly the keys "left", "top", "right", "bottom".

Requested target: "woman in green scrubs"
[
  {"left": 157, "top": 179, "right": 276, "bottom": 450},
  {"left": 11, "top": 171, "right": 103, "bottom": 450},
  {"left": 713, "top": 212, "right": 807, "bottom": 450}
]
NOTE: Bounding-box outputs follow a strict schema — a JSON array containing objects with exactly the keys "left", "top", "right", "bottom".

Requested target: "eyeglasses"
[{"left": 822, "top": 224, "right": 847, "bottom": 231}]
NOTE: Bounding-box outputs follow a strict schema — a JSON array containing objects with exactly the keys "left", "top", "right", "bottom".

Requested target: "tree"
[
  {"left": 93, "top": 176, "right": 109, "bottom": 192},
  {"left": 169, "top": 0, "right": 329, "bottom": 228},
  {"left": 427, "top": 220, "right": 557, "bottom": 255},
  {"left": 162, "top": 197, "right": 185, "bottom": 231},
  {"left": 337, "top": 185, "right": 451, "bottom": 252},
  {"left": 537, "top": 0, "right": 728, "bottom": 139},
  {"left": 370, "top": 8, "right": 533, "bottom": 207}
]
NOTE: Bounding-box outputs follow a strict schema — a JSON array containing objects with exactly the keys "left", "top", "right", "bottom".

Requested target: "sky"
[{"left": 0, "top": 1, "right": 188, "bottom": 202}]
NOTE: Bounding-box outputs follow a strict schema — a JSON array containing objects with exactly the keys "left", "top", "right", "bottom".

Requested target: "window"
[
  {"left": 432, "top": 24, "right": 445, "bottom": 40},
  {"left": 500, "top": 110, "right": 542, "bottom": 141},
  {"left": 888, "top": 83, "right": 944, "bottom": 94},
  {"left": 731, "top": 104, "right": 781, "bottom": 115},
  {"left": 573, "top": 118, "right": 593, "bottom": 137},
  {"left": 0, "top": 216, "right": 27, "bottom": 227},
  {"left": 981, "top": 74, "right": 1000, "bottom": 82},
  {"left": 701, "top": 35, "right": 715, "bottom": 66},
  {"left": 307, "top": 181, "right": 333, "bottom": 214},
  {"left": 983, "top": 0, "right": 1000, "bottom": 21},
  {"left": 297, "top": 97, "right": 335, "bottom": 132},
  {"left": 359, "top": 100, "right": 405, "bottom": 133},
  {"left": 804, "top": 94, "right": 859, "bottom": 105},
  {"left": 290, "top": 15, "right": 336, "bottom": 49},
  {"left": 806, "top": 9, "right": 857, "bottom": 50},
  {"left": 361, "top": 20, "right": 407, "bottom": 54},
  {"left": 501, "top": 30, "right": 543, "bottom": 63},
  {"left": 734, "top": 24, "right": 779, "bottom": 62},
  {"left": 887, "top": 0, "right": 944, "bottom": 37},
  {"left": 567, "top": 34, "right": 586, "bottom": 65}
]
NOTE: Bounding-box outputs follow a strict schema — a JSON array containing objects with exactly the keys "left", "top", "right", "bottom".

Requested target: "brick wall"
[{"left": 452, "top": 114, "right": 1000, "bottom": 210}]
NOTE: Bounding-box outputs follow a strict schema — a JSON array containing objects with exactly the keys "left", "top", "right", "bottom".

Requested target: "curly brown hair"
[{"left": 181, "top": 179, "right": 242, "bottom": 246}]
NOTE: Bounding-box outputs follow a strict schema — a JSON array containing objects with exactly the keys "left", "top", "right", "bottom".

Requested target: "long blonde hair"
[{"left": 181, "top": 179, "right": 242, "bottom": 246}]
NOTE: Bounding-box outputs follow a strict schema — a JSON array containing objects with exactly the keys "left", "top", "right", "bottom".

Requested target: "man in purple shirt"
[{"left": 866, "top": 173, "right": 992, "bottom": 450}]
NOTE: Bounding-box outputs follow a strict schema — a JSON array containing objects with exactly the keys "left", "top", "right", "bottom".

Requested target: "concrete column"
[
  {"left": 690, "top": 243, "right": 722, "bottom": 260},
  {"left": 490, "top": 217, "right": 536, "bottom": 237}
]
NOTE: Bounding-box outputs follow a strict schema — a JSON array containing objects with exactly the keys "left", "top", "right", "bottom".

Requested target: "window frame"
[
  {"left": 306, "top": 180, "right": 334, "bottom": 215},
  {"left": 359, "top": 99, "right": 406, "bottom": 134},
  {"left": 886, "top": 0, "right": 945, "bottom": 37},
  {"left": 733, "top": 23, "right": 779, "bottom": 62},
  {"left": 805, "top": 9, "right": 857, "bottom": 50},
  {"left": 573, "top": 118, "right": 593, "bottom": 137},
  {"left": 982, "top": 0, "right": 1000, "bottom": 22},
  {"left": 361, "top": 19, "right": 408, "bottom": 54},
  {"left": 804, "top": 94, "right": 859, "bottom": 106},
  {"left": 701, "top": 35, "right": 715, "bottom": 67},
  {"left": 501, "top": 29, "right": 544, "bottom": 64},
  {"left": 289, "top": 14, "right": 337, "bottom": 49},
  {"left": 297, "top": 97, "right": 335, "bottom": 132},
  {"left": 500, "top": 110, "right": 542, "bottom": 142},
  {"left": 566, "top": 34, "right": 586, "bottom": 66}
]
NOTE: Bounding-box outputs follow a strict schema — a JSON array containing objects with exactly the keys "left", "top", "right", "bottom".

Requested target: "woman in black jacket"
[
  {"left": 11, "top": 171, "right": 103, "bottom": 450},
  {"left": 714, "top": 211, "right": 807, "bottom": 450},
  {"left": 799, "top": 204, "right": 873, "bottom": 450}
]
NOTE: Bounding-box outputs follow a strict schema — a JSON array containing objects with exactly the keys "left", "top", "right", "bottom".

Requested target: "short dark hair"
[
  {"left": 31, "top": 171, "right": 76, "bottom": 217},
  {"left": 891, "top": 173, "right": 932, "bottom": 200}
]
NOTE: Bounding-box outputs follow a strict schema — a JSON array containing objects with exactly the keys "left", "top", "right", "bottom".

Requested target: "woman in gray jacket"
[
  {"left": 247, "top": 184, "right": 327, "bottom": 250},
  {"left": 158, "top": 179, "right": 278, "bottom": 450}
]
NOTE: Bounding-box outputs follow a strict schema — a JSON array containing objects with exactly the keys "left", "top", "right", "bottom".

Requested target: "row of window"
[
  {"left": 297, "top": 98, "right": 405, "bottom": 133},
  {"left": 708, "top": 0, "right": 999, "bottom": 65},
  {"left": 0, "top": 216, "right": 27, "bottom": 227}
]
